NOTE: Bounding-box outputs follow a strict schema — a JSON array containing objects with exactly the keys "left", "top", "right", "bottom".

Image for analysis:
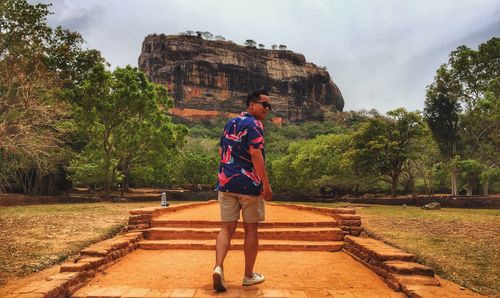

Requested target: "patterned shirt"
[{"left": 216, "top": 112, "right": 265, "bottom": 196}]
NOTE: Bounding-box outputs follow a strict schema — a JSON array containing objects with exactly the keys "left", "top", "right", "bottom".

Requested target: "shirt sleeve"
[
  {"left": 246, "top": 120, "right": 265, "bottom": 149},
  {"left": 220, "top": 122, "right": 229, "bottom": 147}
]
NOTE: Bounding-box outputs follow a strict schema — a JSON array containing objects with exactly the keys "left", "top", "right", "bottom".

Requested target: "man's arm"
[{"left": 249, "top": 147, "right": 272, "bottom": 201}]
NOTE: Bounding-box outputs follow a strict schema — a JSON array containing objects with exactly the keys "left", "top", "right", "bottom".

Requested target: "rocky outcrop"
[
  {"left": 138, "top": 34, "right": 344, "bottom": 121},
  {"left": 421, "top": 202, "right": 441, "bottom": 210}
]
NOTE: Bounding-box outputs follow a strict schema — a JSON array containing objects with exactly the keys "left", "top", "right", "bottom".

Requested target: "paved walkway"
[
  {"left": 73, "top": 250, "right": 404, "bottom": 297},
  {"left": 71, "top": 203, "right": 483, "bottom": 298}
]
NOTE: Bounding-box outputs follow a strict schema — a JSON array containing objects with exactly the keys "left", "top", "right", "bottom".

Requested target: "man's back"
[{"left": 217, "top": 112, "right": 265, "bottom": 196}]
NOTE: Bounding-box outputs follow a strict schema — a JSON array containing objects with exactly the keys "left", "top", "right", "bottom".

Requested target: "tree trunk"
[
  {"left": 18, "top": 170, "right": 30, "bottom": 195},
  {"left": 483, "top": 179, "right": 489, "bottom": 196},
  {"left": 451, "top": 168, "right": 458, "bottom": 196},
  {"left": 121, "top": 162, "right": 130, "bottom": 198},
  {"left": 103, "top": 128, "right": 113, "bottom": 197},
  {"left": 111, "top": 167, "right": 116, "bottom": 190},
  {"left": 466, "top": 185, "right": 473, "bottom": 196},
  {"left": 450, "top": 142, "right": 458, "bottom": 196},
  {"left": 32, "top": 170, "right": 43, "bottom": 195},
  {"left": 47, "top": 174, "right": 57, "bottom": 195},
  {"left": 391, "top": 175, "right": 399, "bottom": 197},
  {"left": 104, "top": 158, "right": 111, "bottom": 197},
  {"left": 408, "top": 173, "right": 416, "bottom": 198}
]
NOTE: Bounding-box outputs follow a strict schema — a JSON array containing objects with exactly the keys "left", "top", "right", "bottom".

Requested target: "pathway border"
[
  {"left": 6, "top": 201, "right": 212, "bottom": 298},
  {"left": 267, "top": 202, "right": 363, "bottom": 236}
]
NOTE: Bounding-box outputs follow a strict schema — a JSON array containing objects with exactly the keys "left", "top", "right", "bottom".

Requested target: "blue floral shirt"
[{"left": 216, "top": 112, "right": 265, "bottom": 196}]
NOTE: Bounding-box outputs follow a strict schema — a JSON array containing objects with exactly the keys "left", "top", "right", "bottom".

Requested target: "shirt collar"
[{"left": 240, "top": 111, "right": 254, "bottom": 118}]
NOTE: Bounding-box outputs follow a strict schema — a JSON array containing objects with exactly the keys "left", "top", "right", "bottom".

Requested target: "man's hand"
[
  {"left": 262, "top": 182, "right": 273, "bottom": 201},
  {"left": 249, "top": 147, "right": 272, "bottom": 201}
]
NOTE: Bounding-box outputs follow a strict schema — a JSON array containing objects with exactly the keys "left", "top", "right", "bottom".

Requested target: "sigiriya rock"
[{"left": 138, "top": 34, "right": 344, "bottom": 121}]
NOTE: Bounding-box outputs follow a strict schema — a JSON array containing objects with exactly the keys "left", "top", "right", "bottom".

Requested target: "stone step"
[
  {"left": 344, "top": 235, "right": 416, "bottom": 262},
  {"left": 150, "top": 219, "right": 338, "bottom": 228},
  {"left": 145, "top": 227, "right": 344, "bottom": 241},
  {"left": 395, "top": 274, "right": 441, "bottom": 287},
  {"left": 381, "top": 261, "right": 435, "bottom": 276},
  {"left": 138, "top": 239, "right": 344, "bottom": 252},
  {"left": 71, "top": 286, "right": 364, "bottom": 298},
  {"left": 343, "top": 236, "right": 441, "bottom": 295}
]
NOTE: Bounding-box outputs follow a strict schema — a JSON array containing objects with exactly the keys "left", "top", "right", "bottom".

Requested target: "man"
[{"left": 213, "top": 90, "right": 273, "bottom": 292}]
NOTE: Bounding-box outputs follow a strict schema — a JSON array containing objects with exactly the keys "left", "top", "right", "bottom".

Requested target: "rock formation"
[{"left": 138, "top": 34, "right": 344, "bottom": 121}]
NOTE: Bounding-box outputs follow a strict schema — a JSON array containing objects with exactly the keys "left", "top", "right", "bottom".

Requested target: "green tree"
[
  {"left": 0, "top": 0, "right": 101, "bottom": 194},
  {"left": 424, "top": 37, "right": 500, "bottom": 195},
  {"left": 202, "top": 31, "right": 213, "bottom": 40},
  {"left": 453, "top": 159, "right": 484, "bottom": 195},
  {"left": 480, "top": 166, "right": 500, "bottom": 195},
  {"left": 172, "top": 137, "right": 219, "bottom": 187},
  {"left": 179, "top": 151, "right": 218, "bottom": 187},
  {"left": 424, "top": 65, "right": 462, "bottom": 195},
  {"left": 351, "top": 109, "right": 424, "bottom": 197},
  {"left": 69, "top": 65, "right": 186, "bottom": 196},
  {"left": 403, "top": 126, "right": 442, "bottom": 195},
  {"left": 244, "top": 39, "right": 256, "bottom": 47},
  {"left": 271, "top": 134, "right": 361, "bottom": 194}
]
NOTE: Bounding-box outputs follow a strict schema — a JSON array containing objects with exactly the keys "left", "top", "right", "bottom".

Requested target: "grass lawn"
[
  {"left": 299, "top": 202, "right": 500, "bottom": 297},
  {"left": 0, "top": 201, "right": 182, "bottom": 285}
]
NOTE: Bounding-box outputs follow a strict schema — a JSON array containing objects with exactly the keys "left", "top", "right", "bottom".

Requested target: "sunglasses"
[{"left": 253, "top": 101, "right": 272, "bottom": 111}]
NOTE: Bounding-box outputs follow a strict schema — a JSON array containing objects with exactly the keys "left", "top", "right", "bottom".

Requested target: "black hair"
[{"left": 246, "top": 90, "right": 269, "bottom": 107}]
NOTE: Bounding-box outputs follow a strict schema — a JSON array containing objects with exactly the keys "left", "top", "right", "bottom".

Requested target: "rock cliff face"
[{"left": 138, "top": 34, "right": 344, "bottom": 121}]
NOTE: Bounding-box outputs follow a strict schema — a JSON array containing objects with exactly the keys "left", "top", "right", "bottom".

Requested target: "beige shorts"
[{"left": 218, "top": 191, "right": 265, "bottom": 223}]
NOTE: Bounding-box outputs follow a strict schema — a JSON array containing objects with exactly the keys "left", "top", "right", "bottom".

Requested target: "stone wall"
[
  {"left": 2, "top": 192, "right": 498, "bottom": 209},
  {"left": 269, "top": 203, "right": 363, "bottom": 236},
  {"left": 9, "top": 232, "right": 144, "bottom": 298}
]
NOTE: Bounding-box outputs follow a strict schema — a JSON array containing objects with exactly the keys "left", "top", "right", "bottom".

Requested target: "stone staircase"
[
  {"left": 344, "top": 235, "right": 442, "bottom": 296},
  {"left": 8, "top": 201, "right": 479, "bottom": 298},
  {"left": 138, "top": 219, "right": 345, "bottom": 252}
]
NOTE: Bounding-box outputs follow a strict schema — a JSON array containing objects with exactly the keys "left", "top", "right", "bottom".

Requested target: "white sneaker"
[
  {"left": 242, "top": 272, "right": 265, "bottom": 286},
  {"left": 213, "top": 266, "right": 226, "bottom": 292}
]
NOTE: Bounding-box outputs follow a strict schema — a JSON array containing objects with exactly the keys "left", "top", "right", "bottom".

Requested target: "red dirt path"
[
  {"left": 77, "top": 250, "right": 404, "bottom": 297},
  {"left": 157, "top": 203, "right": 334, "bottom": 222}
]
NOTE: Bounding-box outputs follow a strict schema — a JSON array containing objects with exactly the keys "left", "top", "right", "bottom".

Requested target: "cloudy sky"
[{"left": 37, "top": 0, "right": 500, "bottom": 113}]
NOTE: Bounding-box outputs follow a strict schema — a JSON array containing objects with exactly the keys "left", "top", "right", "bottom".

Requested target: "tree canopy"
[
  {"left": 424, "top": 37, "right": 500, "bottom": 195},
  {"left": 68, "top": 65, "right": 187, "bottom": 195}
]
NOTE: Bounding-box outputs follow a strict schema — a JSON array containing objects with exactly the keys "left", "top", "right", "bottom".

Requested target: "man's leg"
[
  {"left": 215, "top": 221, "right": 238, "bottom": 268},
  {"left": 243, "top": 222, "right": 259, "bottom": 278}
]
